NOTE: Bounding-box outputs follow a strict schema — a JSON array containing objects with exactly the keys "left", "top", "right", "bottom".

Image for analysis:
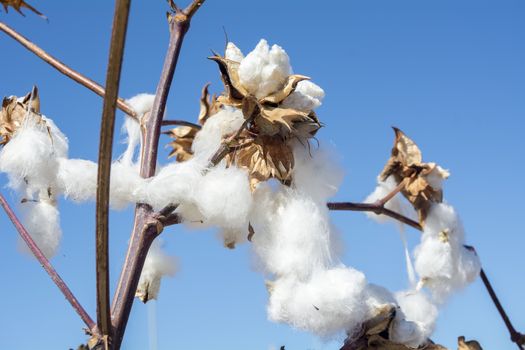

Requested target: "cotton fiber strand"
[
  {"left": 109, "top": 161, "right": 143, "bottom": 209},
  {"left": 56, "top": 158, "right": 98, "bottom": 202},
  {"left": 137, "top": 240, "right": 177, "bottom": 301},
  {"left": 19, "top": 199, "right": 62, "bottom": 259}
]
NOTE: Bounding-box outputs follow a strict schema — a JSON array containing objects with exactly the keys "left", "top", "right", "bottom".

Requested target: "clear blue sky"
[{"left": 0, "top": 1, "right": 524, "bottom": 349}]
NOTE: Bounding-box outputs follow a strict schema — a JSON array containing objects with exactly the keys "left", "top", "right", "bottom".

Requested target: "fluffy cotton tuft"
[
  {"left": 292, "top": 142, "right": 344, "bottom": 202},
  {"left": 225, "top": 42, "right": 244, "bottom": 62},
  {"left": 56, "top": 158, "right": 98, "bottom": 202},
  {"left": 126, "top": 93, "right": 155, "bottom": 118},
  {"left": 0, "top": 116, "right": 59, "bottom": 192},
  {"left": 390, "top": 291, "right": 438, "bottom": 348},
  {"left": 414, "top": 203, "right": 480, "bottom": 302},
  {"left": 136, "top": 240, "right": 177, "bottom": 302},
  {"left": 19, "top": 199, "right": 62, "bottom": 259},
  {"left": 238, "top": 39, "right": 292, "bottom": 99},
  {"left": 191, "top": 106, "right": 244, "bottom": 161},
  {"left": 268, "top": 267, "right": 367, "bottom": 338},
  {"left": 282, "top": 80, "right": 325, "bottom": 112}
]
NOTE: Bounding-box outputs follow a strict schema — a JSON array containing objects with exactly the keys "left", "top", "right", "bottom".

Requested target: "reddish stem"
[{"left": 0, "top": 193, "right": 97, "bottom": 334}]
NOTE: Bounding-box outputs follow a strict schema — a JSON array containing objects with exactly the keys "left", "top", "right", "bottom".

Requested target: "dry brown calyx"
[
  {"left": 379, "top": 128, "right": 450, "bottom": 225},
  {"left": 167, "top": 46, "right": 322, "bottom": 191},
  {"left": 0, "top": 86, "right": 44, "bottom": 146},
  {"left": 1, "top": 0, "right": 47, "bottom": 19},
  {"left": 341, "top": 306, "right": 448, "bottom": 350}
]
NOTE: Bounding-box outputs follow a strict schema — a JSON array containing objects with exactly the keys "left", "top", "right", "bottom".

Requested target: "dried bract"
[
  {"left": 380, "top": 128, "right": 449, "bottom": 224},
  {"left": 0, "top": 0, "right": 46, "bottom": 19}
]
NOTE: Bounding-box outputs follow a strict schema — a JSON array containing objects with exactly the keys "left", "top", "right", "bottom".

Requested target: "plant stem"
[
  {"left": 161, "top": 119, "right": 202, "bottom": 129},
  {"left": 96, "top": 0, "right": 131, "bottom": 343},
  {"left": 0, "top": 21, "right": 137, "bottom": 119},
  {"left": 327, "top": 200, "right": 523, "bottom": 349},
  {"left": 0, "top": 193, "right": 97, "bottom": 334},
  {"left": 110, "top": 2, "right": 205, "bottom": 349}
]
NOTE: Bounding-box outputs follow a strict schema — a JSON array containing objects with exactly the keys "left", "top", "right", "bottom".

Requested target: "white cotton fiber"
[
  {"left": 41, "top": 116, "right": 69, "bottom": 158},
  {"left": 282, "top": 80, "right": 325, "bottom": 112},
  {"left": 190, "top": 166, "right": 252, "bottom": 232},
  {"left": 423, "top": 165, "right": 449, "bottom": 192},
  {"left": 0, "top": 116, "right": 59, "bottom": 192},
  {"left": 238, "top": 39, "right": 292, "bottom": 99},
  {"left": 390, "top": 291, "right": 437, "bottom": 348},
  {"left": 292, "top": 142, "right": 344, "bottom": 202},
  {"left": 364, "top": 176, "right": 414, "bottom": 225},
  {"left": 191, "top": 106, "right": 244, "bottom": 160},
  {"left": 56, "top": 158, "right": 98, "bottom": 202},
  {"left": 139, "top": 159, "right": 204, "bottom": 211},
  {"left": 267, "top": 267, "right": 367, "bottom": 338},
  {"left": 250, "top": 187, "right": 335, "bottom": 279},
  {"left": 109, "top": 161, "right": 143, "bottom": 209},
  {"left": 225, "top": 42, "right": 244, "bottom": 62},
  {"left": 414, "top": 203, "right": 480, "bottom": 303},
  {"left": 126, "top": 93, "right": 155, "bottom": 118},
  {"left": 19, "top": 199, "right": 62, "bottom": 259},
  {"left": 136, "top": 239, "right": 177, "bottom": 301}
]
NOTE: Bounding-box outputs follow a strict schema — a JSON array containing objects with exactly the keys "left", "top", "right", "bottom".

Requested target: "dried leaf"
[
  {"left": 228, "top": 135, "right": 294, "bottom": 191},
  {"left": 379, "top": 128, "right": 448, "bottom": 224},
  {"left": 165, "top": 126, "right": 197, "bottom": 162},
  {"left": 457, "top": 336, "right": 483, "bottom": 350},
  {"left": 261, "top": 74, "right": 310, "bottom": 104},
  {"left": 0, "top": 86, "right": 42, "bottom": 146},
  {"left": 1, "top": 0, "right": 46, "bottom": 19},
  {"left": 341, "top": 306, "right": 448, "bottom": 350}
]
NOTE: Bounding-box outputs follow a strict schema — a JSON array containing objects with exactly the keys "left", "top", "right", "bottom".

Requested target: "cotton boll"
[
  {"left": 191, "top": 166, "right": 252, "bottom": 233},
  {"left": 267, "top": 267, "right": 367, "bottom": 338},
  {"left": 424, "top": 203, "right": 464, "bottom": 244},
  {"left": 257, "top": 44, "right": 292, "bottom": 98},
  {"left": 424, "top": 165, "right": 449, "bottom": 191},
  {"left": 250, "top": 188, "right": 335, "bottom": 279},
  {"left": 414, "top": 236, "right": 455, "bottom": 281},
  {"left": 56, "top": 158, "right": 97, "bottom": 202},
  {"left": 282, "top": 80, "right": 325, "bottom": 112},
  {"left": 19, "top": 199, "right": 62, "bottom": 259},
  {"left": 0, "top": 117, "right": 58, "bottom": 192},
  {"left": 136, "top": 239, "right": 177, "bottom": 302},
  {"left": 225, "top": 42, "right": 244, "bottom": 62},
  {"left": 109, "top": 161, "right": 143, "bottom": 209},
  {"left": 292, "top": 142, "right": 344, "bottom": 202},
  {"left": 126, "top": 93, "right": 155, "bottom": 118},
  {"left": 192, "top": 107, "right": 244, "bottom": 160},
  {"left": 238, "top": 39, "right": 269, "bottom": 96},
  {"left": 390, "top": 291, "right": 437, "bottom": 348}
]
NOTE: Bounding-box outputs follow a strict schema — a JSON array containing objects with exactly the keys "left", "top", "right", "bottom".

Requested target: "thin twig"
[
  {"left": 0, "top": 193, "right": 97, "bottom": 334},
  {"left": 110, "top": 1, "right": 205, "bottom": 349},
  {"left": 161, "top": 119, "right": 202, "bottom": 129},
  {"left": 375, "top": 177, "right": 408, "bottom": 207},
  {"left": 95, "top": 0, "right": 131, "bottom": 343},
  {"left": 328, "top": 200, "right": 524, "bottom": 349},
  {"left": 0, "top": 21, "right": 137, "bottom": 119},
  {"left": 327, "top": 201, "right": 422, "bottom": 231}
]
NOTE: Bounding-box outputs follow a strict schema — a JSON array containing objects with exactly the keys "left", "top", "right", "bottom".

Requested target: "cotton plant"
[{"left": 0, "top": 33, "right": 493, "bottom": 350}]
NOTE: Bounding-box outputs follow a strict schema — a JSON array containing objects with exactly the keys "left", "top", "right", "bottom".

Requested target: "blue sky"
[{"left": 0, "top": 0, "right": 524, "bottom": 349}]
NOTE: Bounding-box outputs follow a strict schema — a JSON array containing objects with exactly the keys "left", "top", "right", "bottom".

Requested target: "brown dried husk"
[
  {"left": 1, "top": 0, "right": 46, "bottom": 18},
  {"left": 341, "top": 306, "right": 448, "bottom": 350},
  {"left": 379, "top": 128, "right": 449, "bottom": 224},
  {"left": 0, "top": 86, "right": 43, "bottom": 146}
]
